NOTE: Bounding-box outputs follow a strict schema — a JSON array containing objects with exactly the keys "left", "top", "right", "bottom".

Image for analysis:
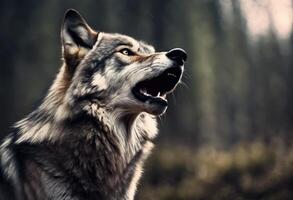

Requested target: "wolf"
[{"left": 0, "top": 9, "right": 186, "bottom": 200}]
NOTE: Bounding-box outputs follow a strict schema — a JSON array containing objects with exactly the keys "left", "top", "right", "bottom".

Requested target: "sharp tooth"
[
  {"left": 140, "top": 88, "right": 148, "bottom": 95},
  {"left": 157, "top": 92, "right": 161, "bottom": 97}
]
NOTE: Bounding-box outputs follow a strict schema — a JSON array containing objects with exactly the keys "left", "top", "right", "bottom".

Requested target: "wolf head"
[{"left": 60, "top": 9, "right": 186, "bottom": 117}]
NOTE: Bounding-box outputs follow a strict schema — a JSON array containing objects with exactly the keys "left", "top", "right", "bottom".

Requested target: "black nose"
[{"left": 166, "top": 48, "right": 187, "bottom": 65}]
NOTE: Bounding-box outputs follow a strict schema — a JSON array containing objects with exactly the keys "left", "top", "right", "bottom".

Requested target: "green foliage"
[{"left": 137, "top": 141, "right": 293, "bottom": 200}]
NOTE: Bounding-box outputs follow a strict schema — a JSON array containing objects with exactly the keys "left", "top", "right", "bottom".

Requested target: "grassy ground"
[{"left": 137, "top": 140, "right": 293, "bottom": 200}]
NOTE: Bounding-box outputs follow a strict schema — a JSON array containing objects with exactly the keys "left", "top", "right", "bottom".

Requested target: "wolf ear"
[{"left": 61, "top": 9, "right": 98, "bottom": 67}]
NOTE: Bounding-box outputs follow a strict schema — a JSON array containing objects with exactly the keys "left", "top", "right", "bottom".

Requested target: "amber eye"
[{"left": 120, "top": 48, "right": 135, "bottom": 56}]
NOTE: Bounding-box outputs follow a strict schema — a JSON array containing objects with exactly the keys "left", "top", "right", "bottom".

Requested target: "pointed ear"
[{"left": 61, "top": 9, "right": 98, "bottom": 67}]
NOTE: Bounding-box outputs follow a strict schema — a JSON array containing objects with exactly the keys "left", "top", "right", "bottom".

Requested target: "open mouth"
[{"left": 132, "top": 67, "right": 183, "bottom": 106}]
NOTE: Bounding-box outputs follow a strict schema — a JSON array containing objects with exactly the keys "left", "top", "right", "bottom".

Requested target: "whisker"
[
  {"left": 183, "top": 72, "right": 192, "bottom": 80},
  {"left": 158, "top": 115, "right": 163, "bottom": 123},
  {"left": 179, "top": 81, "right": 191, "bottom": 90}
]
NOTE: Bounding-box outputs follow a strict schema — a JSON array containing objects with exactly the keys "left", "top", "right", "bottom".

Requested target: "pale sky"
[{"left": 241, "top": 0, "right": 293, "bottom": 39}]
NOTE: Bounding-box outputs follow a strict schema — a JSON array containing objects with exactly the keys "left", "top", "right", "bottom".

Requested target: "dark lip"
[{"left": 132, "top": 66, "right": 183, "bottom": 105}]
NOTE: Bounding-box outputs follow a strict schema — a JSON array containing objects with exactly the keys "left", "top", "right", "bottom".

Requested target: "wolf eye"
[{"left": 119, "top": 48, "right": 135, "bottom": 56}]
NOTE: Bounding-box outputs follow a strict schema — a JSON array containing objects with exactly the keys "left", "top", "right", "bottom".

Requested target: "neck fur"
[
  {"left": 15, "top": 64, "right": 158, "bottom": 160},
  {"left": 83, "top": 104, "right": 158, "bottom": 161}
]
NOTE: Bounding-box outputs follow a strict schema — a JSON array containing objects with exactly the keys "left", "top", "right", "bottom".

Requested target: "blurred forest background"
[{"left": 1, "top": 0, "right": 293, "bottom": 199}]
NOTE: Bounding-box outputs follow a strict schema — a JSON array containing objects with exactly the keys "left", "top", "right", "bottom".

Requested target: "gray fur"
[{"left": 0, "top": 9, "right": 185, "bottom": 200}]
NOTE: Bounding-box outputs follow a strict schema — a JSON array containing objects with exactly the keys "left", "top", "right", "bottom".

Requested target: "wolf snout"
[{"left": 166, "top": 48, "right": 187, "bottom": 66}]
